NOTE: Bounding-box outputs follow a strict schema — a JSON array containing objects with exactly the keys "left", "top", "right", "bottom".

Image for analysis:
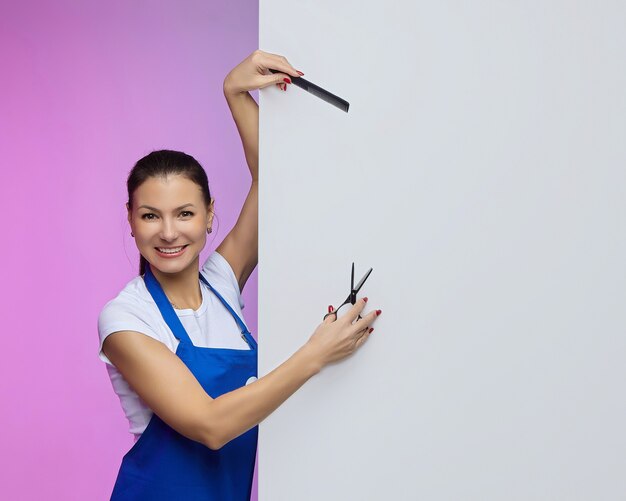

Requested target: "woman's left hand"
[{"left": 223, "top": 50, "right": 303, "bottom": 97}]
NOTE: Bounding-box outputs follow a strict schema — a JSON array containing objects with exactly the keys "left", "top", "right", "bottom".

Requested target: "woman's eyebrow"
[{"left": 138, "top": 203, "right": 196, "bottom": 212}]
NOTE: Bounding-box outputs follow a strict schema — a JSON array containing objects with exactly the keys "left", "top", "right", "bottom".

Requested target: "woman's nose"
[{"left": 159, "top": 218, "right": 179, "bottom": 240}]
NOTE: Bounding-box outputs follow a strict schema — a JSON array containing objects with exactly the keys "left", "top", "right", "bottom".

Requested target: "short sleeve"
[
  {"left": 97, "top": 299, "right": 161, "bottom": 366},
  {"left": 201, "top": 251, "right": 245, "bottom": 310}
]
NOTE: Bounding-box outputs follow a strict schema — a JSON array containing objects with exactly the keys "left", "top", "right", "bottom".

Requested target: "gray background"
[{"left": 259, "top": 1, "right": 626, "bottom": 499}]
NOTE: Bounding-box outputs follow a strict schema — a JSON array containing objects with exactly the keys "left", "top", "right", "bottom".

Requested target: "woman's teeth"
[{"left": 157, "top": 246, "right": 186, "bottom": 254}]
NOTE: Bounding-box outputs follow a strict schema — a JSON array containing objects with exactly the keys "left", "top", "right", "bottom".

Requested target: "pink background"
[{"left": 0, "top": 1, "right": 260, "bottom": 499}]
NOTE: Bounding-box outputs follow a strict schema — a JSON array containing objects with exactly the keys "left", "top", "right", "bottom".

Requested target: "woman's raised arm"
[{"left": 216, "top": 50, "right": 302, "bottom": 292}]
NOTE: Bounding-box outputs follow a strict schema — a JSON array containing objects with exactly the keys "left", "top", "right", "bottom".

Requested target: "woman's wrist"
[
  {"left": 295, "top": 343, "right": 324, "bottom": 377},
  {"left": 224, "top": 89, "right": 251, "bottom": 105},
  {"left": 223, "top": 87, "right": 247, "bottom": 100},
  {"left": 223, "top": 75, "right": 246, "bottom": 99}
]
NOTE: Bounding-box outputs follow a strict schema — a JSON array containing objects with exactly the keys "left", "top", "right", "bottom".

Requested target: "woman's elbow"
[
  {"left": 203, "top": 433, "right": 225, "bottom": 451},
  {"left": 199, "top": 419, "right": 228, "bottom": 450},
  {"left": 198, "top": 421, "right": 225, "bottom": 450},
  {"left": 202, "top": 423, "right": 243, "bottom": 450}
]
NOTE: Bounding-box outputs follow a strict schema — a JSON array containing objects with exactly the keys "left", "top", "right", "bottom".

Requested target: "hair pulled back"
[{"left": 127, "top": 149, "right": 212, "bottom": 276}]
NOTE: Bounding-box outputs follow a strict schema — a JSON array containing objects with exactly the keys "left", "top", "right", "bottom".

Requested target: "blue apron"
[{"left": 110, "top": 262, "right": 258, "bottom": 500}]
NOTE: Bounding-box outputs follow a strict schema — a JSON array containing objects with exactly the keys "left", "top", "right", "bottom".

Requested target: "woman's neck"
[{"left": 149, "top": 257, "right": 202, "bottom": 310}]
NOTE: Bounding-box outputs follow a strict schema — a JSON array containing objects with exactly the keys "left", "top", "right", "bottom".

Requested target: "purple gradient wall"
[{"left": 0, "top": 1, "right": 259, "bottom": 499}]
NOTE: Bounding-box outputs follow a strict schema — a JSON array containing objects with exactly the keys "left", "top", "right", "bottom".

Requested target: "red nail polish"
[
  {"left": 283, "top": 78, "right": 291, "bottom": 84},
  {"left": 296, "top": 71, "right": 304, "bottom": 76},
  {"left": 376, "top": 310, "right": 382, "bottom": 316},
  {"left": 328, "top": 305, "right": 333, "bottom": 313},
  {"left": 369, "top": 328, "right": 374, "bottom": 333},
  {"left": 363, "top": 297, "right": 368, "bottom": 303}
]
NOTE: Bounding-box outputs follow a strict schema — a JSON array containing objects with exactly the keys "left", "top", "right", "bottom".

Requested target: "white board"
[{"left": 259, "top": 2, "right": 626, "bottom": 499}]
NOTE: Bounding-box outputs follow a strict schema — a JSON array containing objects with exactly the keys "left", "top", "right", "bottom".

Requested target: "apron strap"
[
  {"left": 199, "top": 272, "right": 251, "bottom": 336},
  {"left": 200, "top": 272, "right": 258, "bottom": 351},
  {"left": 143, "top": 263, "right": 193, "bottom": 344}
]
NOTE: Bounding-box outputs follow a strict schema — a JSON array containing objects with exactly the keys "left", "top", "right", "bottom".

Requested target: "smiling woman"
[{"left": 97, "top": 49, "right": 380, "bottom": 501}]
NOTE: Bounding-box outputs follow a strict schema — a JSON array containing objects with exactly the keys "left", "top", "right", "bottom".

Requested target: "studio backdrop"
[{"left": 0, "top": 1, "right": 259, "bottom": 499}]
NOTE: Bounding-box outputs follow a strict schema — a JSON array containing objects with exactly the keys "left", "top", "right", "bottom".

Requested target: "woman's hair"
[{"left": 127, "top": 149, "right": 213, "bottom": 276}]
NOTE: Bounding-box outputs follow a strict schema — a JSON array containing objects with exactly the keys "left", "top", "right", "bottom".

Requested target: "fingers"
[
  {"left": 260, "top": 50, "right": 302, "bottom": 78},
  {"left": 271, "top": 74, "right": 291, "bottom": 91},
  {"left": 350, "top": 309, "right": 379, "bottom": 335},
  {"left": 259, "top": 72, "right": 290, "bottom": 90},
  {"left": 354, "top": 327, "right": 373, "bottom": 350},
  {"left": 351, "top": 319, "right": 373, "bottom": 351},
  {"left": 323, "top": 305, "right": 336, "bottom": 324},
  {"left": 344, "top": 297, "right": 368, "bottom": 324},
  {"left": 253, "top": 50, "right": 303, "bottom": 90}
]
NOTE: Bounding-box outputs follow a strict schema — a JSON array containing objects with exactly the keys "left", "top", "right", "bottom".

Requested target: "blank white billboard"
[{"left": 259, "top": 2, "right": 626, "bottom": 499}]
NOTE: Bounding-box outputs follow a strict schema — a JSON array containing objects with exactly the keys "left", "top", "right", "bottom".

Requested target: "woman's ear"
[{"left": 206, "top": 199, "right": 215, "bottom": 227}]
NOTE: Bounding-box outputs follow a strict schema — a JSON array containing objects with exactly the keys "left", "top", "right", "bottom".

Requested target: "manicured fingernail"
[
  {"left": 328, "top": 305, "right": 334, "bottom": 313},
  {"left": 363, "top": 297, "right": 368, "bottom": 303},
  {"left": 296, "top": 71, "right": 304, "bottom": 76},
  {"left": 376, "top": 310, "right": 382, "bottom": 316},
  {"left": 283, "top": 78, "right": 291, "bottom": 84},
  {"left": 369, "top": 328, "right": 374, "bottom": 333}
]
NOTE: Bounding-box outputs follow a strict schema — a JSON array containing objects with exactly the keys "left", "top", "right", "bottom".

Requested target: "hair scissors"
[{"left": 324, "top": 263, "right": 373, "bottom": 321}]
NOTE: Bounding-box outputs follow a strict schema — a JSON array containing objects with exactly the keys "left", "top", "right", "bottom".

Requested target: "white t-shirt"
[{"left": 97, "top": 251, "right": 252, "bottom": 441}]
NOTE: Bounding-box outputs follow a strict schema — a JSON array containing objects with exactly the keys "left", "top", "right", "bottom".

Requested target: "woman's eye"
[{"left": 141, "top": 211, "right": 193, "bottom": 220}]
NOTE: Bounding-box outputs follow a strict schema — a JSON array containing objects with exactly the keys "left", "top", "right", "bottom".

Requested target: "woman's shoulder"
[
  {"left": 98, "top": 276, "right": 161, "bottom": 334},
  {"left": 100, "top": 275, "right": 153, "bottom": 313}
]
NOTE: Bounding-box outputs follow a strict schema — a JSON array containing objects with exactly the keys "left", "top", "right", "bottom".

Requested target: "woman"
[{"left": 97, "top": 50, "right": 382, "bottom": 500}]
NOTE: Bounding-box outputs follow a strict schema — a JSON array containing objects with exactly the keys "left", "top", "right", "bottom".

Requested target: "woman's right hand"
[{"left": 305, "top": 298, "right": 381, "bottom": 368}]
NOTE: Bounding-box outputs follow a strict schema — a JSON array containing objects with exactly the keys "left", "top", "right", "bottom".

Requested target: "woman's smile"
[{"left": 155, "top": 244, "right": 189, "bottom": 257}]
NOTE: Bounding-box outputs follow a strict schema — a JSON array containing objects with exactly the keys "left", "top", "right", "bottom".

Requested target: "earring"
[
  {"left": 131, "top": 231, "right": 134, "bottom": 237},
  {"left": 207, "top": 228, "right": 212, "bottom": 234}
]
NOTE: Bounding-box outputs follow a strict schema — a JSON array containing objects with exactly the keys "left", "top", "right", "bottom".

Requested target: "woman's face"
[{"left": 127, "top": 175, "right": 214, "bottom": 274}]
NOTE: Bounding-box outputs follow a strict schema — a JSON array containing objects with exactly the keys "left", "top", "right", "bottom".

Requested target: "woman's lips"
[{"left": 155, "top": 245, "right": 189, "bottom": 258}]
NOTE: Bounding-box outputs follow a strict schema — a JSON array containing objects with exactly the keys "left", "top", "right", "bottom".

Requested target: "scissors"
[{"left": 324, "top": 262, "right": 373, "bottom": 321}]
